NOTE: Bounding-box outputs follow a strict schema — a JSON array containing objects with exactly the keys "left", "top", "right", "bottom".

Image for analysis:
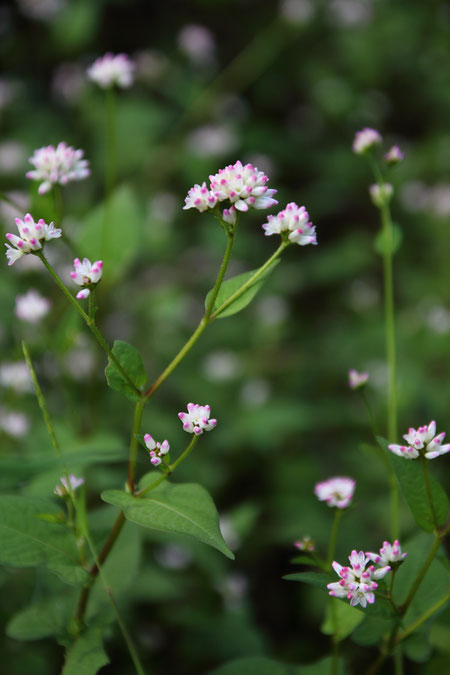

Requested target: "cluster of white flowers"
[
  {"left": 389, "top": 421, "right": 450, "bottom": 460},
  {"left": 262, "top": 202, "right": 317, "bottom": 246},
  {"left": 184, "top": 160, "right": 278, "bottom": 215},
  {"left": 352, "top": 127, "right": 382, "bottom": 155},
  {"left": 327, "top": 549, "right": 392, "bottom": 608},
  {"left": 26, "top": 142, "right": 90, "bottom": 195},
  {"left": 348, "top": 369, "right": 369, "bottom": 390},
  {"left": 314, "top": 476, "right": 355, "bottom": 509},
  {"left": 144, "top": 434, "right": 170, "bottom": 467},
  {"left": 87, "top": 53, "right": 135, "bottom": 89},
  {"left": 70, "top": 257, "right": 103, "bottom": 299},
  {"left": 15, "top": 289, "right": 51, "bottom": 323},
  {"left": 54, "top": 474, "right": 84, "bottom": 497},
  {"left": 5, "top": 214, "right": 61, "bottom": 265},
  {"left": 366, "top": 540, "right": 407, "bottom": 566},
  {"left": 178, "top": 403, "right": 217, "bottom": 435}
]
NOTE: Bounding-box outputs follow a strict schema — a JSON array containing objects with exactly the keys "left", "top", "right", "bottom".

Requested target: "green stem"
[
  {"left": 127, "top": 401, "right": 145, "bottom": 492},
  {"left": 394, "top": 646, "right": 403, "bottom": 675},
  {"left": 396, "top": 592, "right": 450, "bottom": 644},
  {"left": 401, "top": 535, "right": 441, "bottom": 615},
  {"left": 36, "top": 251, "right": 142, "bottom": 398},
  {"left": 210, "top": 240, "right": 288, "bottom": 320},
  {"left": 421, "top": 456, "right": 438, "bottom": 530},
  {"left": 136, "top": 436, "right": 200, "bottom": 498},
  {"left": 103, "top": 86, "right": 116, "bottom": 256},
  {"left": 327, "top": 508, "right": 343, "bottom": 566}
]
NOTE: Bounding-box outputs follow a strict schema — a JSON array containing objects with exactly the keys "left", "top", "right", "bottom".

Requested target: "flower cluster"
[
  {"left": 314, "top": 476, "right": 355, "bottom": 509},
  {"left": 5, "top": 214, "right": 62, "bottom": 266},
  {"left": 87, "top": 53, "right": 135, "bottom": 89},
  {"left": 183, "top": 160, "right": 278, "bottom": 215},
  {"left": 144, "top": 434, "right": 170, "bottom": 467},
  {"left": 70, "top": 257, "right": 103, "bottom": 299},
  {"left": 352, "top": 127, "right": 382, "bottom": 155},
  {"left": 348, "top": 369, "right": 369, "bottom": 390},
  {"left": 388, "top": 421, "right": 450, "bottom": 460},
  {"left": 366, "top": 540, "right": 407, "bottom": 567},
  {"left": 15, "top": 289, "right": 51, "bottom": 323},
  {"left": 294, "top": 536, "right": 315, "bottom": 552},
  {"left": 327, "top": 549, "right": 391, "bottom": 608},
  {"left": 26, "top": 142, "right": 90, "bottom": 195},
  {"left": 54, "top": 474, "right": 84, "bottom": 497},
  {"left": 178, "top": 403, "right": 217, "bottom": 435},
  {"left": 262, "top": 202, "right": 317, "bottom": 246},
  {"left": 385, "top": 145, "right": 405, "bottom": 165}
]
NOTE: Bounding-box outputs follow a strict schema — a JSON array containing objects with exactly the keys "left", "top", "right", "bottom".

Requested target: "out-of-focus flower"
[
  {"left": 294, "top": 535, "right": 315, "bottom": 552},
  {"left": 0, "top": 141, "right": 26, "bottom": 175},
  {"left": 327, "top": 549, "right": 390, "bottom": 608},
  {"left": 183, "top": 182, "right": 217, "bottom": 212},
  {"left": 352, "top": 127, "right": 382, "bottom": 155},
  {"left": 186, "top": 125, "right": 237, "bottom": 158},
  {"left": 389, "top": 421, "right": 450, "bottom": 460},
  {"left": 87, "top": 53, "right": 135, "bottom": 89},
  {"left": 262, "top": 202, "right": 317, "bottom": 245},
  {"left": 26, "top": 142, "right": 89, "bottom": 195},
  {"left": 314, "top": 476, "right": 355, "bottom": 509},
  {"left": 329, "top": 0, "right": 372, "bottom": 27},
  {"left": 240, "top": 378, "right": 271, "bottom": 406},
  {"left": 70, "top": 257, "right": 103, "bottom": 299},
  {"left": 15, "top": 289, "right": 51, "bottom": 323},
  {"left": 0, "top": 408, "right": 29, "bottom": 437},
  {"left": 255, "top": 294, "right": 289, "bottom": 325},
  {"left": 52, "top": 62, "right": 86, "bottom": 104},
  {"left": 369, "top": 183, "right": 393, "bottom": 208},
  {"left": 5, "top": 214, "right": 61, "bottom": 266},
  {"left": 17, "top": 0, "right": 65, "bottom": 21},
  {"left": 178, "top": 403, "right": 217, "bottom": 435},
  {"left": 385, "top": 145, "right": 405, "bottom": 165},
  {"left": 348, "top": 369, "right": 369, "bottom": 390},
  {"left": 366, "top": 540, "right": 407, "bottom": 566},
  {"left": 177, "top": 24, "right": 215, "bottom": 64},
  {"left": 202, "top": 350, "right": 240, "bottom": 382},
  {"left": 144, "top": 434, "right": 170, "bottom": 467},
  {"left": 54, "top": 474, "right": 84, "bottom": 497},
  {"left": 0, "top": 361, "right": 32, "bottom": 393},
  {"left": 280, "top": 0, "right": 315, "bottom": 24}
]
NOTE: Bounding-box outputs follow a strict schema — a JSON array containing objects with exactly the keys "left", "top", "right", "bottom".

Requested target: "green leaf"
[
  {"left": 403, "top": 629, "right": 432, "bottom": 663},
  {"left": 105, "top": 340, "right": 146, "bottom": 401},
  {"left": 374, "top": 223, "right": 402, "bottom": 256},
  {"left": 377, "top": 437, "right": 449, "bottom": 531},
  {"left": 76, "top": 184, "right": 142, "bottom": 285},
  {"left": 0, "top": 496, "right": 88, "bottom": 585},
  {"left": 62, "top": 626, "right": 109, "bottom": 675},
  {"left": 291, "top": 555, "right": 323, "bottom": 568},
  {"left": 352, "top": 614, "right": 393, "bottom": 646},
  {"left": 283, "top": 571, "right": 333, "bottom": 589},
  {"left": 206, "top": 260, "right": 280, "bottom": 319},
  {"left": 101, "top": 482, "right": 234, "bottom": 559},
  {"left": 7, "top": 595, "right": 74, "bottom": 641},
  {"left": 321, "top": 598, "right": 364, "bottom": 640}
]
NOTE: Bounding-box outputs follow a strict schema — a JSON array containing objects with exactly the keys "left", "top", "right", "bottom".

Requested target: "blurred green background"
[{"left": 1, "top": 0, "right": 450, "bottom": 673}]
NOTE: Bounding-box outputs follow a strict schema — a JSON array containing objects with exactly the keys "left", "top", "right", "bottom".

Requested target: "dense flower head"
[
  {"left": 70, "top": 257, "right": 103, "bottom": 299},
  {"left": 352, "top": 127, "right": 382, "bottom": 155},
  {"left": 87, "top": 53, "right": 135, "bottom": 89},
  {"left": 348, "top": 369, "right": 369, "bottom": 390},
  {"left": 388, "top": 421, "right": 450, "bottom": 460},
  {"left": 314, "top": 476, "right": 355, "bottom": 509},
  {"left": 54, "top": 474, "right": 84, "bottom": 497},
  {"left": 5, "top": 214, "right": 61, "bottom": 266},
  {"left": 15, "top": 289, "right": 51, "bottom": 323},
  {"left": 26, "top": 142, "right": 90, "bottom": 195},
  {"left": 366, "top": 540, "right": 407, "bottom": 566},
  {"left": 294, "top": 535, "right": 315, "bottom": 552},
  {"left": 385, "top": 145, "right": 405, "bottom": 165},
  {"left": 183, "top": 160, "right": 278, "bottom": 215},
  {"left": 327, "top": 549, "right": 391, "bottom": 608},
  {"left": 262, "top": 202, "right": 317, "bottom": 246},
  {"left": 144, "top": 433, "right": 170, "bottom": 467},
  {"left": 0, "top": 361, "right": 32, "bottom": 394},
  {"left": 178, "top": 403, "right": 217, "bottom": 435}
]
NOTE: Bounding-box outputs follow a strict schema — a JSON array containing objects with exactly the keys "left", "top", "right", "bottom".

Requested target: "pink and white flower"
[
  {"left": 352, "top": 127, "right": 382, "bottom": 155},
  {"left": 348, "top": 369, "right": 369, "bottom": 390},
  {"left": 388, "top": 421, "right": 450, "bottom": 460},
  {"left": 262, "top": 202, "right": 316, "bottom": 245},
  {"left": 327, "top": 549, "right": 391, "bottom": 608},
  {"left": 87, "top": 53, "right": 135, "bottom": 89},
  {"left": 385, "top": 145, "right": 405, "bottom": 165},
  {"left": 26, "top": 142, "right": 89, "bottom": 195},
  {"left": 144, "top": 434, "right": 170, "bottom": 467},
  {"left": 314, "top": 476, "right": 355, "bottom": 509},
  {"left": 366, "top": 540, "right": 407, "bottom": 566},
  {"left": 183, "top": 182, "right": 217, "bottom": 212},
  {"left": 178, "top": 403, "right": 217, "bottom": 435},
  {"left": 294, "top": 535, "right": 315, "bottom": 552},
  {"left": 54, "top": 474, "right": 84, "bottom": 497},
  {"left": 15, "top": 289, "right": 51, "bottom": 323},
  {"left": 5, "top": 214, "right": 62, "bottom": 265},
  {"left": 70, "top": 257, "right": 103, "bottom": 299}
]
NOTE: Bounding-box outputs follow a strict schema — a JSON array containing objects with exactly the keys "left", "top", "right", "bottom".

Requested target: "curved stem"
[
  {"left": 396, "top": 591, "right": 450, "bottom": 645},
  {"left": 401, "top": 535, "right": 441, "bottom": 615},
  {"left": 127, "top": 401, "right": 145, "bottom": 492},
  {"left": 36, "top": 251, "right": 142, "bottom": 398},
  {"left": 421, "top": 456, "right": 438, "bottom": 530}
]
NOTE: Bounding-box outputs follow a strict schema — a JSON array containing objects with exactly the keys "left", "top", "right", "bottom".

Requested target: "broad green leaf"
[
  {"left": 321, "top": 598, "right": 364, "bottom": 640},
  {"left": 76, "top": 184, "right": 142, "bottom": 285},
  {"left": 377, "top": 437, "right": 449, "bottom": 531},
  {"left": 374, "top": 223, "right": 402, "bottom": 256},
  {"left": 105, "top": 340, "right": 146, "bottom": 401},
  {"left": 0, "top": 496, "right": 87, "bottom": 585},
  {"left": 403, "top": 629, "right": 432, "bottom": 663},
  {"left": 7, "top": 595, "right": 74, "bottom": 641},
  {"left": 352, "top": 614, "right": 393, "bottom": 646},
  {"left": 291, "top": 555, "right": 323, "bottom": 568},
  {"left": 283, "top": 571, "right": 333, "bottom": 589},
  {"left": 101, "top": 482, "right": 234, "bottom": 559},
  {"left": 205, "top": 259, "right": 280, "bottom": 319},
  {"left": 62, "top": 626, "right": 109, "bottom": 675}
]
